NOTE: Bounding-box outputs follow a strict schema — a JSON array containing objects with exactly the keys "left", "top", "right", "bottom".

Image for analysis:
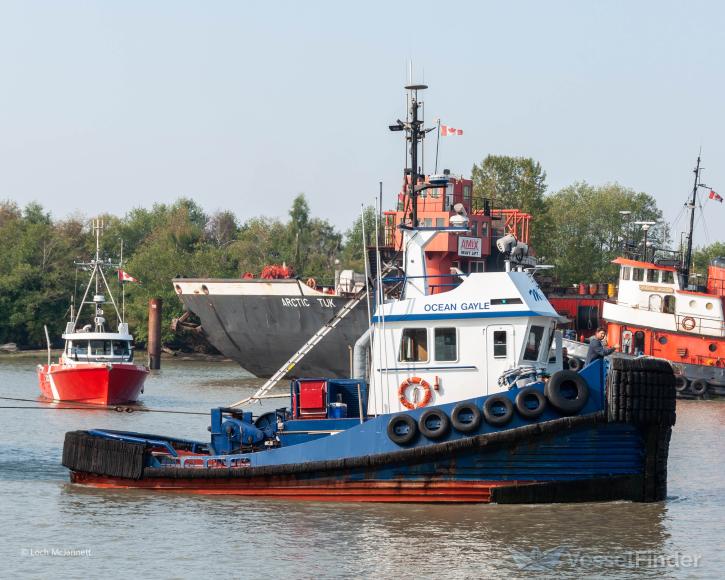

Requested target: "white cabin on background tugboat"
[{"left": 603, "top": 256, "right": 724, "bottom": 397}]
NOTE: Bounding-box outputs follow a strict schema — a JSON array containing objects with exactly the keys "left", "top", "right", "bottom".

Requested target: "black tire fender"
[
  {"left": 387, "top": 414, "right": 418, "bottom": 445},
  {"left": 515, "top": 386, "right": 547, "bottom": 419},
  {"left": 545, "top": 370, "right": 589, "bottom": 414},
  {"left": 567, "top": 356, "right": 583, "bottom": 372},
  {"left": 483, "top": 395, "right": 514, "bottom": 427},
  {"left": 690, "top": 379, "right": 708, "bottom": 397},
  {"left": 451, "top": 402, "right": 482, "bottom": 433},
  {"left": 418, "top": 408, "right": 451, "bottom": 440},
  {"left": 674, "top": 375, "right": 689, "bottom": 393}
]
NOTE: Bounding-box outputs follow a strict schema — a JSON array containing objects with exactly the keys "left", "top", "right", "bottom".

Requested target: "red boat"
[{"left": 37, "top": 219, "right": 148, "bottom": 405}]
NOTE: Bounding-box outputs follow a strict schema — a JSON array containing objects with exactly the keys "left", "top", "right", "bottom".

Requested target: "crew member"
[
  {"left": 585, "top": 327, "right": 618, "bottom": 366},
  {"left": 562, "top": 347, "right": 570, "bottom": 370}
]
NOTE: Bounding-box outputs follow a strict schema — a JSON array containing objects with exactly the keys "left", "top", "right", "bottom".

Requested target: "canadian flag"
[
  {"left": 709, "top": 190, "right": 723, "bottom": 203},
  {"left": 441, "top": 125, "right": 464, "bottom": 137},
  {"left": 118, "top": 269, "right": 139, "bottom": 283}
]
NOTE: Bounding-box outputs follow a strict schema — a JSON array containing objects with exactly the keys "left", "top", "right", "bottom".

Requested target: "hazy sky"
[{"left": 1, "top": 1, "right": 723, "bottom": 246}]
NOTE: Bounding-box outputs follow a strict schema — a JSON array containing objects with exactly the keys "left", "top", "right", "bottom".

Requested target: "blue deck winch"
[{"left": 209, "top": 407, "right": 266, "bottom": 454}]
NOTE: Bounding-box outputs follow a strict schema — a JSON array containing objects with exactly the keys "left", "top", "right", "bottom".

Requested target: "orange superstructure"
[
  {"left": 603, "top": 257, "right": 725, "bottom": 396},
  {"left": 384, "top": 172, "right": 531, "bottom": 294}
]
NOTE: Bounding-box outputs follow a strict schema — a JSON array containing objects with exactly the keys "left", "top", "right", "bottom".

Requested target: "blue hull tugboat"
[{"left": 62, "top": 85, "right": 676, "bottom": 503}]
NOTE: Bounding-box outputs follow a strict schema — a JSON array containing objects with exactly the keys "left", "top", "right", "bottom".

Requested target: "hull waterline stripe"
[{"left": 372, "top": 310, "right": 544, "bottom": 323}]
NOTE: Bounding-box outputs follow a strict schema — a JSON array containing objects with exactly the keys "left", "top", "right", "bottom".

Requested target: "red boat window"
[
  {"left": 621, "top": 266, "right": 631, "bottom": 281},
  {"left": 647, "top": 270, "right": 659, "bottom": 283},
  {"left": 662, "top": 271, "right": 675, "bottom": 284},
  {"left": 633, "top": 268, "right": 645, "bottom": 282},
  {"left": 90, "top": 340, "right": 112, "bottom": 356}
]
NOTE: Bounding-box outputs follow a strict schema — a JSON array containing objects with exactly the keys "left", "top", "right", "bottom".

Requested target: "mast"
[
  {"left": 389, "top": 84, "right": 428, "bottom": 227},
  {"left": 682, "top": 155, "right": 701, "bottom": 288}
]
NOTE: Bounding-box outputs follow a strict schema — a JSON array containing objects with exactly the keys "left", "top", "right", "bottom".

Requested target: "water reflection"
[{"left": 1, "top": 358, "right": 723, "bottom": 578}]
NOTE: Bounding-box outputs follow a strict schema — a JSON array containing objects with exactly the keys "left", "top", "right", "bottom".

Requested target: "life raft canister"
[
  {"left": 398, "top": 377, "right": 432, "bottom": 409},
  {"left": 681, "top": 316, "right": 696, "bottom": 331}
]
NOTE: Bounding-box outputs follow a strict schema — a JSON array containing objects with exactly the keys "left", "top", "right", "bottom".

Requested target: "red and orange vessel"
[{"left": 37, "top": 219, "right": 148, "bottom": 405}]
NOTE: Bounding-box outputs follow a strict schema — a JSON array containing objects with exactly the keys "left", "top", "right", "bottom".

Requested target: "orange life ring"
[
  {"left": 681, "top": 316, "right": 696, "bottom": 331},
  {"left": 306, "top": 278, "right": 317, "bottom": 289},
  {"left": 398, "top": 377, "right": 432, "bottom": 410}
]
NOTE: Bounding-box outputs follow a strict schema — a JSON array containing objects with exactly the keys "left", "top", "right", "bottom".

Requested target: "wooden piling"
[{"left": 148, "top": 298, "right": 162, "bottom": 369}]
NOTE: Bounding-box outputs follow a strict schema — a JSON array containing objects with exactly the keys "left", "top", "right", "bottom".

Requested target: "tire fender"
[{"left": 545, "top": 370, "right": 589, "bottom": 414}]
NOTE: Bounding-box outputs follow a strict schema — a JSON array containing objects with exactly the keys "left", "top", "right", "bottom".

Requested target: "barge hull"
[{"left": 178, "top": 291, "right": 369, "bottom": 378}]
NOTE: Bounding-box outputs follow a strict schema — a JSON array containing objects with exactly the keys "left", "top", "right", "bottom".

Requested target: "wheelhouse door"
[{"left": 485, "top": 325, "right": 514, "bottom": 394}]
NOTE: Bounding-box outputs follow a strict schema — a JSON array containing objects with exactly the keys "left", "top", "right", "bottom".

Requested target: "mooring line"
[{"left": 0, "top": 395, "right": 209, "bottom": 415}]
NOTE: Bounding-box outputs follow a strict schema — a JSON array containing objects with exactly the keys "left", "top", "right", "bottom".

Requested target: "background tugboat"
[{"left": 37, "top": 219, "right": 148, "bottom": 405}]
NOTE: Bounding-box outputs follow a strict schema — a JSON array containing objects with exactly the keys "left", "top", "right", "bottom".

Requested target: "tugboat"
[
  {"left": 602, "top": 155, "right": 724, "bottom": 398},
  {"left": 37, "top": 219, "right": 148, "bottom": 405},
  {"left": 61, "top": 85, "right": 675, "bottom": 503}
]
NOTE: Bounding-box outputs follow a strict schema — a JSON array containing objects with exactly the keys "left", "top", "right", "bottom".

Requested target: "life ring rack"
[
  {"left": 398, "top": 377, "right": 432, "bottom": 410},
  {"left": 681, "top": 316, "right": 696, "bottom": 331}
]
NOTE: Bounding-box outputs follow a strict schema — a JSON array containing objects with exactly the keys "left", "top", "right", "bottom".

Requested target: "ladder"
[{"left": 229, "top": 284, "right": 371, "bottom": 408}]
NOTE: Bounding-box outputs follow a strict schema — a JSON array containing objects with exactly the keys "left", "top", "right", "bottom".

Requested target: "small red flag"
[
  {"left": 709, "top": 190, "right": 723, "bottom": 203},
  {"left": 118, "top": 269, "right": 139, "bottom": 283},
  {"left": 440, "top": 125, "right": 448, "bottom": 136},
  {"left": 457, "top": 129, "right": 463, "bottom": 135}
]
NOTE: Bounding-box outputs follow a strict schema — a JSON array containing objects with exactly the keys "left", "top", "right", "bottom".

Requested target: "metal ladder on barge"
[{"left": 229, "top": 283, "right": 373, "bottom": 408}]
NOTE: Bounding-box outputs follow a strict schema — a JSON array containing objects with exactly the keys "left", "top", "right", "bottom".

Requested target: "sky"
[{"left": 1, "top": 0, "right": 724, "bottom": 247}]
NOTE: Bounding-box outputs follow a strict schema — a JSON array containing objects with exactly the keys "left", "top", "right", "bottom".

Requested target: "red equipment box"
[{"left": 298, "top": 380, "right": 327, "bottom": 418}]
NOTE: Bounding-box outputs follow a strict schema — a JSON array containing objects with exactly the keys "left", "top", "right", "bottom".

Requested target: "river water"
[{"left": 0, "top": 356, "right": 723, "bottom": 579}]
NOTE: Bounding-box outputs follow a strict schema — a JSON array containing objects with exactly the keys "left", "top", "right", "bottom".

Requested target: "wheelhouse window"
[
  {"left": 434, "top": 328, "right": 457, "bottom": 361},
  {"left": 112, "top": 341, "right": 130, "bottom": 356},
  {"left": 435, "top": 217, "right": 445, "bottom": 227},
  {"left": 90, "top": 340, "right": 112, "bottom": 356},
  {"left": 493, "top": 331, "right": 507, "bottom": 358},
  {"left": 647, "top": 269, "right": 659, "bottom": 283},
  {"left": 662, "top": 270, "right": 674, "bottom": 284},
  {"left": 524, "top": 326, "right": 545, "bottom": 361},
  {"left": 469, "top": 261, "right": 485, "bottom": 273},
  {"left": 399, "top": 328, "right": 428, "bottom": 362},
  {"left": 632, "top": 268, "right": 644, "bottom": 282},
  {"left": 621, "top": 266, "right": 631, "bottom": 280}
]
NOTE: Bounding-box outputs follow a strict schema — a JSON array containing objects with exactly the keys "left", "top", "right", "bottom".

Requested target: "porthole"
[
  {"left": 709, "top": 343, "right": 717, "bottom": 353},
  {"left": 658, "top": 336, "right": 668, "bottom": 345},
  {"left": 706, "top": 302, "right": 713, "bottom": 310},
  {"left": 175, "top": 284, "right": 183, "bottom": 295},
  {"left": 689, "top": 300, "right": 696, "bottom": 308},
  {"left": 201, "top": 285, "right": 210, "bottom": 295}
]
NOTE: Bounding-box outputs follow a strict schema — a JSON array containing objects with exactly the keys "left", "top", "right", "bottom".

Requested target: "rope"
[{"left": 0, "top": 395, "right": 209, "bottom": 415}]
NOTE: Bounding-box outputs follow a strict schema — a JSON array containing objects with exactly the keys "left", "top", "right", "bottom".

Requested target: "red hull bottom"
[
  {"left": 69, "top": 472, "right": 528, "bottom": 502},
  {"left": 38, "top": 363, "right": 148, "bottom": 405}
]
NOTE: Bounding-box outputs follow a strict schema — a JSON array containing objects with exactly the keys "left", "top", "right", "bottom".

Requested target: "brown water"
[{"left": 0, "top": 356, "right": 723, "bottom": 579}]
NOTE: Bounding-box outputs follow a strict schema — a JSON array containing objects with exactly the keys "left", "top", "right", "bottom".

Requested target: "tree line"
[{"left": 1, "top": 159, "right": 722, "bottom": 349}]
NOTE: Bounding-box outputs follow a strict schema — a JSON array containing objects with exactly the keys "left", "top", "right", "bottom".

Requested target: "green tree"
[
  {"left": 540, "top": 182, "right": 665, "bottom": 285},
  {"left": 471, "top": 155, "right": 549, "bottom": 246},
  {"left": 341, "top": 206, "right": 377, "bottom": 272},
  {"left": 692, "top": 242, "right": 725, "bottom": 280}
]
